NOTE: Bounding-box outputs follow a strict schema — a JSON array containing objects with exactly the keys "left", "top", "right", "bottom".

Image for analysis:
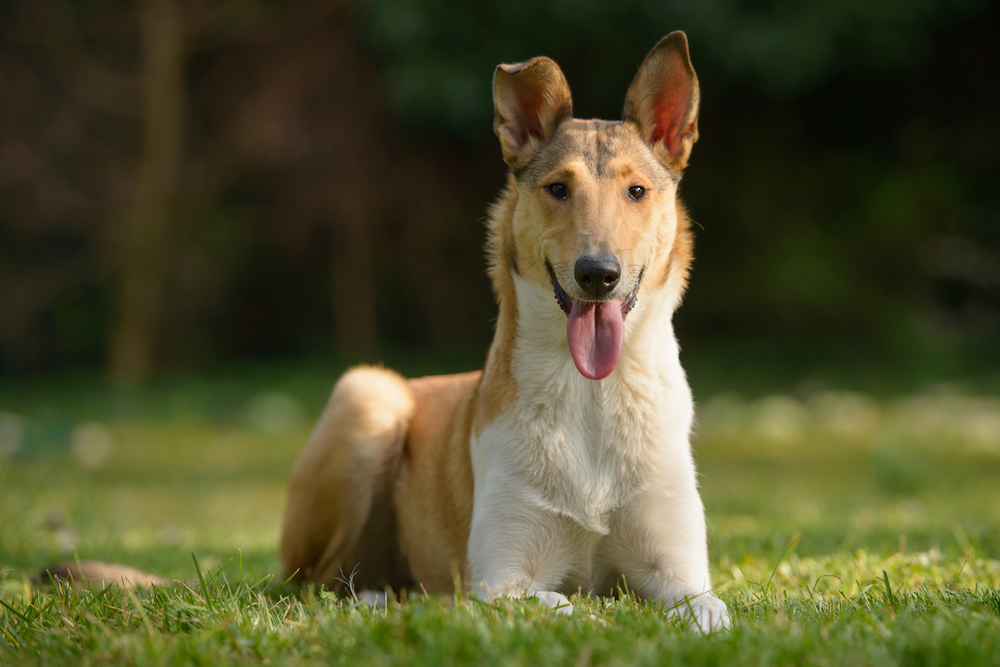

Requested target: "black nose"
[{"left": 574, "top": 254, "right": 621, "bottom": 299}]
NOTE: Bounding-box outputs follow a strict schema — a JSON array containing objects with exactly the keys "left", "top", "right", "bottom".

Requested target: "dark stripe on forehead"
[
  {"left": 593, "top": 127, "right": 615, "bottom": 178},
  {"left": 578, "top": 121, "right": 619, "bottom": 179},
  {"left": 512, "top": 120, "right": 674, "bottom": 188}
]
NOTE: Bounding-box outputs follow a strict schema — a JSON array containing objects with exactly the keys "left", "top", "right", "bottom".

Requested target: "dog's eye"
[
  {"left": 546, "top": 183, "right": 568, "bottom": 200},
  {"left": 628, "top": 186, "right": 646, "bottom": 201}
]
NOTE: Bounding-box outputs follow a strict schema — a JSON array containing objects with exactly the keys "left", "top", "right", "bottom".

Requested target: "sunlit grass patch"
[
  {"left": 697, "top": 387, "right": 1000, "bottom": 456},
  {"left": 2, "top": 368, "right": 1000, "bottom": 664},
  {"left": 2, "top": 565, "right": 998, "bottom": 666},
  {"left": 718, "top": 544, "right": 1000, "bottom": 596}
]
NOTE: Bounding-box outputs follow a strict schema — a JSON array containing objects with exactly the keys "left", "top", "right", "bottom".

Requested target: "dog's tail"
[
  {"left": 279, "top": 365, "right": 415, "bottom": 588},
  {"left": 41, "top": 560, "right": 167, "bottom": 589}
]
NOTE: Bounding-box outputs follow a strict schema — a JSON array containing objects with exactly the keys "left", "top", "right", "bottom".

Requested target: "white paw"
[
  {"left": 355, "top": 590, "right": 388, "bottom": 610},
  {"left": 667, "top": 593, "right": 730, "bottom": 633},
  {"left": 531, "top": 590, "right": 574, "bottom": 616}
]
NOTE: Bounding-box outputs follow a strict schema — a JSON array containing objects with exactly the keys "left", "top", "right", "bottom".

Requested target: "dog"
[{"left": 279, "top": 31, "right": 729, "bottom": 632}]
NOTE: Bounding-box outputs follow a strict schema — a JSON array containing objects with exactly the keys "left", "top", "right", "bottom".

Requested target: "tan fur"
[
  {"left": 280, "top": 32, "right": 728, "bottom": 631},
  {"left": 280, "top": 366, "right": 415, "bottom": 588},
  {"left": 393, "top": 371, "right": 480, "bottom": 590},
  {"left": 45, "top": 560, "right": 167, "bottom": 589}
]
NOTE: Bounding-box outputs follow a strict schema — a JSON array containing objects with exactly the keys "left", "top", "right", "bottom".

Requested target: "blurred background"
[
  {"left": 1, "top": 0, "right": 998, "bottom": 383},
  {"left": 2, "top": 0, "right": 1000, "bottom": 589}
]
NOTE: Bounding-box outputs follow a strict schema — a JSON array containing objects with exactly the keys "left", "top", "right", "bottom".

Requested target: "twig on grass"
[
  {"left": 812, "top": 574, "right": 842, "bottom": 595},
  {"left": 335, "top": 563, "right": 361, "bottom": 602},
  {"left": 951, "top": 547, "right": 974, "bottom": 588}
]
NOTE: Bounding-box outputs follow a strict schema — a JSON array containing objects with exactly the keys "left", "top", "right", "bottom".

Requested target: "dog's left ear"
[
  {"left": 623, "top": 31, "right": 700, "bottom": 171},
  {"left": 494, "top": 57, "right": 573, "bottom": 169}
]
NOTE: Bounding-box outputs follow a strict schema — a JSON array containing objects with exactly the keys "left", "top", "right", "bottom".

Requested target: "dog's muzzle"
[
  {"left": 546, "top": 260, "right": 642, "bottom": 318},
  {"left": 545, "top": 260, "right": 644, "bottom": 380}
]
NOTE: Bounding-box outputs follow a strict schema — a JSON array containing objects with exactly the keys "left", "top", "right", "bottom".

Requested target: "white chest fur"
[{"left": 472, "top": 275, "right": 695, "bottom": 534}]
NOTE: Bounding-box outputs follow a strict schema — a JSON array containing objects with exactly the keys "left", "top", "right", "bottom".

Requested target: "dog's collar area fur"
[{"left": 546, "top": 260, "right": 643, "bottom": 317}]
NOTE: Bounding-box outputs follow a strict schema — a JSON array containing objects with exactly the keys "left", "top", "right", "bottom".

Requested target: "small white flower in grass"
[
  {"left": 71, "top": 422, "right": 115, "bottom": 470},
  {"left": 531, "top": 591, "right": 574, "bottom": 615}
]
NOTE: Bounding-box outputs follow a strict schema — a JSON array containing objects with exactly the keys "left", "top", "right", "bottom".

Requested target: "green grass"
[
  {"left": 2, "top": 357, "right": 1000, "bottom": 665},
  {"left": 2, "top": 576, "right": 999, "bottom": 665}
]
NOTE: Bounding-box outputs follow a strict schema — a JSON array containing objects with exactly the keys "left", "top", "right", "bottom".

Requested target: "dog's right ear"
[{"left": 493, "top": 57, "right": 573, "bottom": 169}]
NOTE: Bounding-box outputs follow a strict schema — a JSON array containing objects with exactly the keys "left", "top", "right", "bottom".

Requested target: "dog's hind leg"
[{"left": 280, "top": 366, "right": 415, "bottom": 590}]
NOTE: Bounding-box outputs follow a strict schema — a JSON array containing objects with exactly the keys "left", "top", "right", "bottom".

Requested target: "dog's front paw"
[
  {"left": 667, "top": 593, "right": 730, "bottom": 633},
  {"left": 531, "top": 590, "right": 574, "bottom": 616}
]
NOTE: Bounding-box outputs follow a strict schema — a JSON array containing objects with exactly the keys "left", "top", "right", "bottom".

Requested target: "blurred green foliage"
[
  {"left": 364, "top": 0, "right": 985, "bottom": 127},
  {"left": 0, "top": 0, "right": 997, "bottom": 374},
  {"left": 361, "top": 0, "right": 1000, "bottom": 357}
]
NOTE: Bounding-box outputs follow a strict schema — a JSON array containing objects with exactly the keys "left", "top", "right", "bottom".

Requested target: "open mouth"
[{"left": 546, "top": 261, "right": 644, "bottom": 381}]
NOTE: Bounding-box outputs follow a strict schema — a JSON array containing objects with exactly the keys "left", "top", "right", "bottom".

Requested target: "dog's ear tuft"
[
  {"left": 493, "top": 57, "right": 573, "bottom": 168},
  {"left": 623, "top": 31, "right": 700, "bottom": 171}
]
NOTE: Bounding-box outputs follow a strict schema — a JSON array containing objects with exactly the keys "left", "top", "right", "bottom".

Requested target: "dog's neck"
[
  {"left": 475, "top": 216, "right": 691, "bottom": 532},
  {"left": 474, "top": 179, "right": 693, "bottom": 429}
]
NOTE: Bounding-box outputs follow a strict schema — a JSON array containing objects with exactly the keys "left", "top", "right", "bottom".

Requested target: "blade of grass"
[
  {"left": 191, "top": 552, "right": 215, "bottom": 617},
  {"left": 0, "top": 596, "right": 31, "bottom": 625},
  {"left": 882, "top": 570, "right": 897, "bottom": 616},
  {"left": 764, "top": 532, "right": 801, "bottom": 596}
]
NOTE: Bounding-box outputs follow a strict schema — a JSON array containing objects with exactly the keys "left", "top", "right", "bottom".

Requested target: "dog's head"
[{"left": 491, "top": 32, "right": 700, "bottom": 380}]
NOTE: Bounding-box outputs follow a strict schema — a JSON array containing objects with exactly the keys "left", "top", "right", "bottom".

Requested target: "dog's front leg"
[
  {"left": 600, "top": 482, "right": 730, "bottom": 632},
  {"left": 465, "top": 478, "right": 580, "bottom": 615}
]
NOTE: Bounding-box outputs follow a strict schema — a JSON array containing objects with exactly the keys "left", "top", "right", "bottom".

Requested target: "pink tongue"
[{"left": 566, "top": 299, "right": 624, "bottom": 380}]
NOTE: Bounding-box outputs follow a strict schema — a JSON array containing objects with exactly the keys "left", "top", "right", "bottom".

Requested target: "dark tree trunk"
[
  {"left": 331, "top": 206, "right": 377, "bottom": 356},
  {"left": 108, "top": 0, "right": 184, "bottom": 384}
]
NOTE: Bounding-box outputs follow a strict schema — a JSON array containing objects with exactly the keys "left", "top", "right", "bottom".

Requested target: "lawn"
[{"left": 2, "top": 353, "right": 999, "bottom": 665}]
